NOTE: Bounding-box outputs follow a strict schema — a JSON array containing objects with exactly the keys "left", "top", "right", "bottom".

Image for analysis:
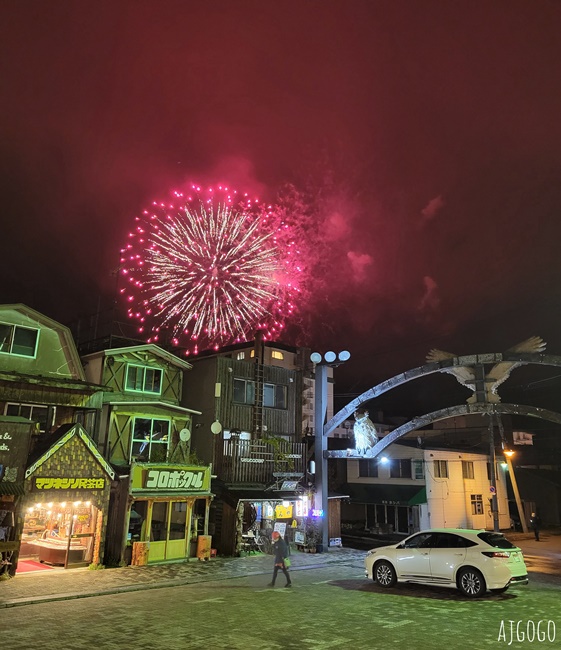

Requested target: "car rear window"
[{"left": 478, "top": 532, "right": 517, "bottom": 549}]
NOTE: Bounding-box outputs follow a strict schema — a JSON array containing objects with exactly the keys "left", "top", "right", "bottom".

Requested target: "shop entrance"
[
  {"left": 19, "top": 501, "right": 97, "bottom": 572},
  {"left": 128, "top": 498, "right": 206, "bottom": 563}
]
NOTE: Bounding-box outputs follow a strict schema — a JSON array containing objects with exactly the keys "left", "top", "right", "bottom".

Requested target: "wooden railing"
[{"left": 214, "top": 438, "right": 306, "bottom": 485}]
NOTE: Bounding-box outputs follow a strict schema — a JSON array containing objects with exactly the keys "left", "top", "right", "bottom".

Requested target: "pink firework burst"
[{"left": 120, "top": 185, "right": 301, "bottom": 353}]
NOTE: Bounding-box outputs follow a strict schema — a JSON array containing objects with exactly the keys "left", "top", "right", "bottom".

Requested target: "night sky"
[{"left": 3, "top": 1, "right": 561, "bottom": 416}]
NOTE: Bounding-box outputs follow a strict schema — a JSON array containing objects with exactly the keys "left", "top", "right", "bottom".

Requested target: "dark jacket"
[
  {"left": 529, "top": 515, "right": 542, "bottom": 529},
  {"left": 273, "top": 537, "right": 289, "bottom": 564}
]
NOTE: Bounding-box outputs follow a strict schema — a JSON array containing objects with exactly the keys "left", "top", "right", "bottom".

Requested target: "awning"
[
  {"left": 0, "top": 482, "right": 25, "bottom": 496},
  {"left": 408, "top": 486, "right": 427, "bottom": 505},
  {"left": 342, "top": 483, "right": 427, "bottom": 506},
  {"left": 221, "top": 488, "right": 301, "bottom": 507}
]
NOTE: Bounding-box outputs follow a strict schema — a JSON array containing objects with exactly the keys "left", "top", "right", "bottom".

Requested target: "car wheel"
[
  {"left": 457, "top": 567, "right": 486, "bottom": 597},
  {"left": 374, "top": 560, "right": 397, "bottom": 588},
  {"left": 490, "top": 586, "right": 509, "bottom": 594}
]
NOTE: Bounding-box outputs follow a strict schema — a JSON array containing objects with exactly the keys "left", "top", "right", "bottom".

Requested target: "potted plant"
[{"left": 305, "top": 520, "right": 322, "bottom": 553}]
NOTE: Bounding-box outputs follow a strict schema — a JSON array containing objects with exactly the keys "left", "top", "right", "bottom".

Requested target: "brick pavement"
[
  {"left": 0, "top": 546, "right": 367, "bottom": 608},
  {"left": 1, "top": 533, "right": 559, "bottom": 610}
]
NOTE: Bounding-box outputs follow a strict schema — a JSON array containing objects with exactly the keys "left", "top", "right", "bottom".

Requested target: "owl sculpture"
[{"left": 353, "top": 408, "right": 379, "bottom": 455}]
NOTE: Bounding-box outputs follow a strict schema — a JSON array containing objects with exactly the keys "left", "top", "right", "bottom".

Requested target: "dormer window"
[
  {"left": 126, "top": 364, "right": 162, "bottom": 395},
  {"left": 0, "top": 323, "right": 39, "bottom": 358}
]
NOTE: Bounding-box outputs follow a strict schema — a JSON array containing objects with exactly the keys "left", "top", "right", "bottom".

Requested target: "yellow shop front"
[{"left": 127, "top": 463, "right": 213, "bottom": 564}]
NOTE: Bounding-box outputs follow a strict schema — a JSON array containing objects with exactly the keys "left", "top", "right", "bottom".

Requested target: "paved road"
[{"left": 1, "top": 538, "right": 560, "bottom": 650}]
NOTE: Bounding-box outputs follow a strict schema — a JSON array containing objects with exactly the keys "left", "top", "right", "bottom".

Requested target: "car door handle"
[
  {"left": 454, "top": 553, "right": 463, "bottom": 556},
  {"left": 421, "top": 552, "right": 429, "bottom": 555}
]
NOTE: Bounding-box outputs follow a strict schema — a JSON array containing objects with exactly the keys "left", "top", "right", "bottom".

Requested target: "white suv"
[{"left": 365, "top": 528, "right": 528, "bottom": 597}]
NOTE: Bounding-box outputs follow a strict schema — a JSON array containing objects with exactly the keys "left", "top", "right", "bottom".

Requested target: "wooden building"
[
  {"left": 81, "top": 343, "right": 212, "bottom": 565},
  {"left": 183, "top": 336, "right": 317, "bottom": 555}
]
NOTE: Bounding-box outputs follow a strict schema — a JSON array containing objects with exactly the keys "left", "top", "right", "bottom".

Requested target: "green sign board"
[{"left": 130, "top": 463, "right": 210, "bottom": 493}]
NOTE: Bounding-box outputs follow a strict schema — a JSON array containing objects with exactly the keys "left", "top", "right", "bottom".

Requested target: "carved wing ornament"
[{"left": 426, "top": 337, "right": 546, "bottom": 403}]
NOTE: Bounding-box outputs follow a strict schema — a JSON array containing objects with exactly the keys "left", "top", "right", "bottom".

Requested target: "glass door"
[
  {"left": 149, "top": 501, "right": 168, "bottom": 562},
  {"left": 166, "top": 501, "right": 188, "bottom": 560}
]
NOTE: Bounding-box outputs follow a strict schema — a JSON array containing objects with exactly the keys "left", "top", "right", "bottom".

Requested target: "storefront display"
[
  {"left": 125, "top": 462, "right": 213, "bottom": 565},
  {"left": 21, "top": 501, "right": 98, "bottom": 566},
  {"left": 21, "top": 423, "right": 114, "bottom": 571}
]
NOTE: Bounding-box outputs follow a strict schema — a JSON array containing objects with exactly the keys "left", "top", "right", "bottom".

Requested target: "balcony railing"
[{"left": 214, "top": 437, "right": 306, "bottom": 485}]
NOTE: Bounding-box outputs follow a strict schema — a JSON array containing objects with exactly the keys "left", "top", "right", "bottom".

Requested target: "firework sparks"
[{"left": 121, "top": 185, "right": 301, "bottom": 353}]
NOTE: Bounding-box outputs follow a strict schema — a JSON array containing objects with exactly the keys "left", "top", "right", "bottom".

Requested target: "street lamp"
[
  {"left": 502, "top": 448, "right": 528, "bottom": 533},
  {"left": 312, "top": 350, "right": 351, "bottom": 552}
]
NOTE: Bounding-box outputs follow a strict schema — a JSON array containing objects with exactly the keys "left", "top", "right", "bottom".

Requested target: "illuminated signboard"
[
  {"left": 131, "top": 463, "right": 211, "bottom": 493},
  {"left": 295, "top": 496, "right": 309, "bottom": 517},
  {"left": 33, "top": 477, "right": 106, "bottom": 490},
  {"left": 275, "top": 504, "right": 293, "bottom": 519}
]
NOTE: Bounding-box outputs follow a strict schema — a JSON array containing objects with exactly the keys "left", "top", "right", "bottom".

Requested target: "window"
[
  {"left": 412, "top": 460, "right": 425, "bottom": 479},
  {"left": 263, "top": 383, "right": 287, "bottom": 409},
  {"left": 150, "top": 501, "right": 168, "bottom": 542},
  {"left": 125, "top": 365, "right": 162, "bottom": 394},
  {"left": 462, "top": 460, "right": 475, "bottom": 479},
  {"left": 390, "top": 459, "right": 412, "bottom": 479},
  {"left": 358, "top": 459, "right": 378, "bottom": 477},
  {"left": 233, "top": 378, "right": 255, "bottom": 405},
  {"left": 0, "top": 323, "right": 39, "bottom": 357},
  {"left": 5, "top": 403, "right": 53, "bottom": 432},
  {"left": 471, "top": 494, "right": 484, "bottom": 515},
  {"left": 433, "top": 460, "right": 448, "bottom": 478},
  {"left": 477, "top": 532, "right": 517, "bottom": 549},
  {"left": 130, "top": 417, "right": 170, "bottom": 462},
  {"left": 433, "top": 533, "right": 477, "bottom": 548},
  {"left": 271, "top": 350, "right": 284, "bottom": 360},
  {"left": 403, "top": 532, "right": 435, "bottom": 549},
  {"left": 486, "top": 462, "right": 500, "bottom": 480},
  {"left": 236, "top": 351, "right": 245, "bottom": 360}
]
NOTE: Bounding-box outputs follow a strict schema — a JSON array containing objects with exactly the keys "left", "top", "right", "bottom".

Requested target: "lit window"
[
  {"left": 125, "top": 365, "right": 162, "bottom": 394},
  {"left": 271, "top": 350, "right": 284, "bottom": 360},
  {"left": 236, "top": 351, "right": 245, "bottom": 360},
  {"left": 471, "top": 494, "right": 484, "bottom": 515},
  {"left": 0, "top": 323, "right": 39, "bottom": 357},
  {"left": 250, "top": 350, "right": 255, "bottom": 358},
  {"left": 412, "top": 460, "right": 424, "bottom": 479},
  {"left": 462, "top": 460, "right": 475, "bottom": 479},
  {"left": 130, "top": 417, "right": 170, "bottom": 462}
]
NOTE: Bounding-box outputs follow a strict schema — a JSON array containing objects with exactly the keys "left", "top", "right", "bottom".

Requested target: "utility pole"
[{"left": 487, "top": 414, "right": 500, "bottom": 532}]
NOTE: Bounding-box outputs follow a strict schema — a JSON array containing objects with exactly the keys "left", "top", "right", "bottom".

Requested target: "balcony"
[{"left": 214, "top": 437, "right": 306, "bottom": 485}]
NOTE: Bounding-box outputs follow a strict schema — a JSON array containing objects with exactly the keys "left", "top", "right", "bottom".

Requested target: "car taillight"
[{"left": 482, "top": 551, "right": 510, "bottom": 558}]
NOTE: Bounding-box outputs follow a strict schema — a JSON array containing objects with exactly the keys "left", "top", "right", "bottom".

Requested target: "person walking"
[
  {"left": 268, "top": 531, "right": 291, "bottom": 588},
  {"left": 529, "top": 512, "right": 542, "bottom": 541}
]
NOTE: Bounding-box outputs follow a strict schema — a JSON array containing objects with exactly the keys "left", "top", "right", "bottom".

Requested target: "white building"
[{"left": 342, "top": 442, "right": 510, "bottom": 535}]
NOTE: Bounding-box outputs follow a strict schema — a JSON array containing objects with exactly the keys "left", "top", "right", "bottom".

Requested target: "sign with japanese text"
[
  {"left": 33, "top": 477, "right": 106, "bottom": 490},
  {"left": 275, "top": 504, "right": 293, "bottom": 519},
  {"left": 130, "top": 463, "right": 211, "bottom": 493},
  {"left": 0, "top": 419, "right": 35, "bottom": 485}
]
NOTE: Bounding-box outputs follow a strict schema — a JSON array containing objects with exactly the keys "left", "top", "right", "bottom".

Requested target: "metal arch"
[
  {"left": 324, "top": 351, "right": 561, "bottom": 437},
  {"left": 349, "top": 403, "right": 561, "bottom": 460}
]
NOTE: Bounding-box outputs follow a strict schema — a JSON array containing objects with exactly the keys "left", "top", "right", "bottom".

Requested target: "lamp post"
[
  {"left": 503, "top": 449, "right": 528, "bottom": 533},
  {"left": 311, "top": 350, "right": 351, "bottom": 552}
]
